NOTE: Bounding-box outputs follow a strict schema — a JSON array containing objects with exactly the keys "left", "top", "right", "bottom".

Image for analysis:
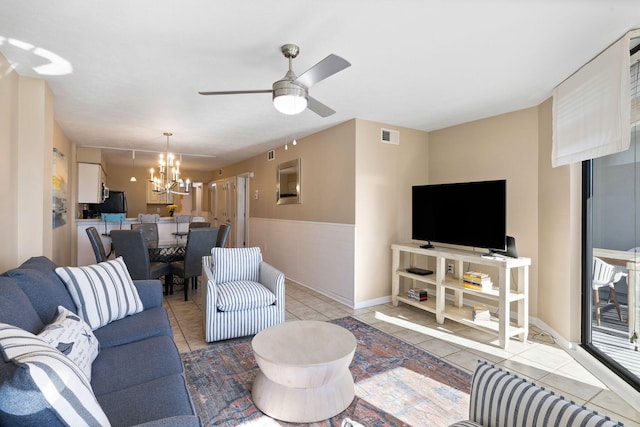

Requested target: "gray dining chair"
[
  {"left": 170, "top": 227, "right": 218, "bottom": 301},
  {"left": 172, "top": 214, "right": 192, "bottom": 245},
  {"left": 189, "top": 222, "right": 211, "bottom": 229},
  {"left": 110, "top": 230, "right": 172, "bottom": 294},
  {"left": 138, "top": 213, "right": 160, "bottom": 223},
  {"left": 86, "top": 226, "right": 111, "bottom": 263},
  {"left": 131, "top": 223, "right": 159, "bottom": 248},
  {"left": 216, "top": 223, "right": 231, "bottom": 248}
]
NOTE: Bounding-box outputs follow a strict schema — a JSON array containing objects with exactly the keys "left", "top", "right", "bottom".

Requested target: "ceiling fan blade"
[
  {"left": 294, "top": 54, "right": 351, "bottom": 88},
  {"left": 307, "top": 97, "right": 336, "bottom": 117},
  {"left": 198, "top": 89, "right": 273, "bottom": 95}
]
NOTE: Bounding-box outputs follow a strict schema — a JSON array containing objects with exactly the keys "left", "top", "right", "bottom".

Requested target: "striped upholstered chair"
[
  {"left": 201, "top": 247, "right": 285, "bottom": 342},
  {"left": 448, "top": 361, "right": 623, "bottom": 426}
]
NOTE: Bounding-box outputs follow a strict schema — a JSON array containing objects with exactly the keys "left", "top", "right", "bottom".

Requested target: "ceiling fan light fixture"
[
  {"left": 274, "top": 94, "right": 307, "bottom": 115},
  {"left": 273, "top": 80, "right": 308, "bottom": 115}
]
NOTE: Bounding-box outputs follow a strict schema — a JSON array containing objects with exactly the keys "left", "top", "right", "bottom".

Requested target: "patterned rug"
[{"left": 181, "top": 317, "right": 471, "bottom": 426}]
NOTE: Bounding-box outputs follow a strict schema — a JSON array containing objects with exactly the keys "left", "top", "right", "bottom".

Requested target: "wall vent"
[
  {"left": 267, "top": 150, "right": 275, "bottom": 161},
  {"left": 218, "top": 169, "right": 223, "bottom": 176},
  {"left": 381, "top": 128, "right": 400, "bottom": 145}
]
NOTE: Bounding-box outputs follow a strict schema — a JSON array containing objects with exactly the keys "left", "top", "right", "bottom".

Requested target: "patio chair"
[{"left": 592, "top": 256, "right": 625, "bottom": 326}]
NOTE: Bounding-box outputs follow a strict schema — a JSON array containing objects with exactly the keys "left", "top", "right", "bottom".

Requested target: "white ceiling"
[{"left": 1, "top": 0, "right": 639, "bottom": 171}]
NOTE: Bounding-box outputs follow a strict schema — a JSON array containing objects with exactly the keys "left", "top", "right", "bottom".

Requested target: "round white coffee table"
[{"left": 251, "top": 320, "right": 357, "bottom": 423}]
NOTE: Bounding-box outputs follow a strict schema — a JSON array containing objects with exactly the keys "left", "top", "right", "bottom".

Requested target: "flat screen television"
[
  {"left": 89, "top": 190, "right": 127, "bottom": 214},
  {"left": 412, "top": 180, "right": 506, "bottom": 251}
]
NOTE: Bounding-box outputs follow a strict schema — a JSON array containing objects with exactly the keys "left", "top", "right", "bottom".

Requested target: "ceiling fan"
[{"left": 199, "top": 44, "right": 351, "bottom": 117}]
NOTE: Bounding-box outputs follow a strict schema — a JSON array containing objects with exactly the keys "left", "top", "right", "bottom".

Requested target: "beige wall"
[
  {"left": 354, "top": 119, "right": 429, "bottom": 302},
  {"left": 229, "top": 118, "right": 428, "bottom": 305},
  {"left": 0, "top": 55, "right": 64, "bottom": 269},
  {"left": 537, "top": 98, "right": 583, "bottom": 342},
  {"left": 428, "top": 107, "right": 540, "bottom": 316},
  {"left": 221, "top": 120, "right": 356, "bottom": 224},
  {"left": 0, "top": 53, "right": 20, "bottom": 271},
  {"left": 77, "top": 146, "right": 103, "bottom": 164},
  {"left": 0, "top": 52, "right": 74, "bottom": 270}
]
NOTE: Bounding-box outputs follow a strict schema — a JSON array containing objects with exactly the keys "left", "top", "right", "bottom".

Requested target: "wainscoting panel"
[{"left": 249, "top": 218, "right": 356, "bottom": 307}]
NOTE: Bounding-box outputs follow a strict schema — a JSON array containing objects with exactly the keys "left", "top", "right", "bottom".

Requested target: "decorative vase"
[{"left": 169, "top": 211, "right": 174, "bottom": 217}]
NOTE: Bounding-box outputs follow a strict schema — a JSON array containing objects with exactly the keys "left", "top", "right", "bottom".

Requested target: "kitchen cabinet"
[{"left": 78, "top": 163, "right": 105, "bottom": 203}]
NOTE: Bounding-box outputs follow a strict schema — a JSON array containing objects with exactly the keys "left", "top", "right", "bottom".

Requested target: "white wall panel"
[{"left": 250, "top": 217, "right": 355, "bottom": 307}]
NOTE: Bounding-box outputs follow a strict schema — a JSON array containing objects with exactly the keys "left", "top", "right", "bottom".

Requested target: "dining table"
[
  {"left": 148, "top": 241, "right": 186, "bottom": 263},
  {"left": 148, "top": 241, "right": 186, "bottom": 295}
]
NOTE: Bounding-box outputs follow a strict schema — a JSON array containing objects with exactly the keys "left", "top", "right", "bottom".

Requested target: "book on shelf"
[
  {"left": 472, "top": 304, "right": 491, "bottom": 321},
  {"left": 462, "top": 280, "right": 493, "bottom": 292},
  {"left": 463, "top": 271, "right": 492, "bottom": 291},
  {"left": 407, "top": 288, "right": 428, "bottom": 301},
  {"left": 463, "top": 271, "right": 491, "bottom": 282}
]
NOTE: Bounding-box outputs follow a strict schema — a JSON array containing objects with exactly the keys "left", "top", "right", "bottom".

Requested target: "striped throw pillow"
[
  {"left": 0, "top": 323, "right": 111, "bottom": 426},
  {"left": 55, "top": 257, "right": 144, "bottom": 330}
]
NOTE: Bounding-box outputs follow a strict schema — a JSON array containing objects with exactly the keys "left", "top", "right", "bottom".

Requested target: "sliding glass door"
[{"left": 582, "top": 127, "right": 640, "bottom": 391}]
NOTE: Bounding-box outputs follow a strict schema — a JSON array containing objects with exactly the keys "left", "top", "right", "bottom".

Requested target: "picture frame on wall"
[{"left": 52, "top": 147, "right": 67, "bottom": 228}]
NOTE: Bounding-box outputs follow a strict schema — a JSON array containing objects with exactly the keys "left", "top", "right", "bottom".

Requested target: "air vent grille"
[
  {"left": 381, "top": 128, "right": 400, "bottom": 145},
  {"left": 267, "top": 150, "right": 275, "bottom": 161}
]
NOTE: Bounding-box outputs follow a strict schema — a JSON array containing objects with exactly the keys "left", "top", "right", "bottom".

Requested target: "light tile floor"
[{"left": 164, "top": 281, "right": 640, "bottom": 426}]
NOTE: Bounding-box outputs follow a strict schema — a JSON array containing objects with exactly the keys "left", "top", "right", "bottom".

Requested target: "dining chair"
[
  {"left": 100, "top": 213, "right": 126, "bottom": 236},
  {"left": 138, "top": 213, "right": 160, "bottom": 223},
  {"left": 110, "top": 230, "right": 172, "bottom": 294},
  {"left": 189, "top": 222, "right": 211, "bottom": 229},
  {"left": 592, "top": 256, "right": 625, "bottom": 326},
  {"left": 216, "top": 223, "right": 231, "bottom": 248},
  {"left": 172, "top": 215, "right": 192, "bottom": 243},
  {"left": 86, "top": 226, "right": 111, "bottom": 263},
  {"left": 170, "top": 227, "right": 218, "bottom": 301},
  {"left": 131, "top": 223, "right": 159, "bottom": 248}
]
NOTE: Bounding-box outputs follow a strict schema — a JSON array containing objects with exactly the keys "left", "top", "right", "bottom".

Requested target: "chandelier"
[{"left": 148, "top": 132, "right": 190, "bottom": 197}]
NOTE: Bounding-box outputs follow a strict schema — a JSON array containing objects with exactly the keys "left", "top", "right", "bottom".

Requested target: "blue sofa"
[{"left": 0, "top": 256, "right": 199, "bottom": 426}]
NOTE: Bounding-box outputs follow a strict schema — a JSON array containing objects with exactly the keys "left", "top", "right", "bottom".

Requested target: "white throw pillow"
[
  {"left": 38, "top": 305, "right": 99, "bottom": 380},
  {"left": 0, "top": 323, "right": 111, "bottom": 426},
  {"left": 55, "top": 257, "right": 144, "bottom": 330}
]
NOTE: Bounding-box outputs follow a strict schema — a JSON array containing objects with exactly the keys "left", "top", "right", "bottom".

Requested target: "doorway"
[{"left": 236, "top": 174, "right": 250, "bottom": 248}]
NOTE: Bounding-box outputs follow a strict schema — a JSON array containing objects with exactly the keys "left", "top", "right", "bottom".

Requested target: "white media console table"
[{"left": 391, "top": 242, "right": 531, "bottom": 349}]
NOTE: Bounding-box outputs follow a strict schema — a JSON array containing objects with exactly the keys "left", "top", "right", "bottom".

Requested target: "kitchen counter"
[{"left": 77, "top": 217, "right": 178, "bottom": 223}]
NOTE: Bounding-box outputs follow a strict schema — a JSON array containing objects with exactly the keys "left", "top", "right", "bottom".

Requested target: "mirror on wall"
[{"left": 277, "top": 158, "right": 301, "bottom": 205}]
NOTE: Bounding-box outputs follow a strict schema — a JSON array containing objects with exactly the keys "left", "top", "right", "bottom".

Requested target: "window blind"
[
  {"left": 551, "top": 31, "right": 638, "bottom": 168},
  {"left": 632, "top": 60, "right": 640, "bottom": 127}
]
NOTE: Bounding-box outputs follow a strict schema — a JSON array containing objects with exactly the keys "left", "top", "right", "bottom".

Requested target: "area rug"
[{"left": 181, "top": 317, "right": 471, "bottom": 426}]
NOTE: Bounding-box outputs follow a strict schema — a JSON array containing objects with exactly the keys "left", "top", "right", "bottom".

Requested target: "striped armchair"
[
  {"left": 201, "top": 247, "right": 285, "bottom": 342},
  {"left": 449, "top": 361, "right": 623, "bottom": 427}
]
